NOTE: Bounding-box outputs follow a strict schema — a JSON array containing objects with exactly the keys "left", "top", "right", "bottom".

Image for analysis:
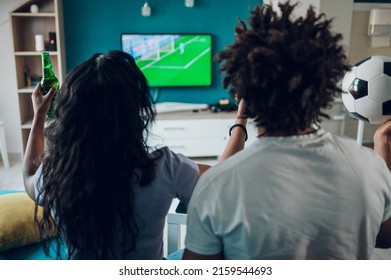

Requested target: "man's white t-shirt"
[{"left": 185, "top": 129, "right": 391, "bottom": 259}]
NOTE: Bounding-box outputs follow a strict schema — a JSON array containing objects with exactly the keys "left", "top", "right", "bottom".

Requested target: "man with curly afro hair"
[{"left": 183, "top": 1, "right": 391, "bottom": 260}]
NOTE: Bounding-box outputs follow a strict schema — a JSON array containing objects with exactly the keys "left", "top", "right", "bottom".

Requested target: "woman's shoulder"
[{"left": 150, "top": 146, "right": 197, "bottom": 170}]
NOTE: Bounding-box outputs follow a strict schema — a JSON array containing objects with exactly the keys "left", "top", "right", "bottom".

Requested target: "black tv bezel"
[{"left": 120, "top": 33, "right": 213, "bottom": 88}]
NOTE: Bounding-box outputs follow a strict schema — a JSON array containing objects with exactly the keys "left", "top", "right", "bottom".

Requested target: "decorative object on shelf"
[
  {"left": 141, "top": 2, "right": 151, "bottom": 17},
  {"left": 185, "top": 0, "right": 195, "bottom": 8},
  {"left": 48, "top": 32, "right": 57, "bottom": 51},
  {"left": 30, "top": 4, "right": 39, "bottom": 13},
  {"left": 35, "top": 34, "right": 45, "bottom": 52},
  {"left": 140, "top": 0, "right": 194, "bottom": 16},
  {"left": 210, "top": 98, "right": 238, "bottom": 113},
  {"left": 22, "top": 66, "right": 31, "bottom": 87}
]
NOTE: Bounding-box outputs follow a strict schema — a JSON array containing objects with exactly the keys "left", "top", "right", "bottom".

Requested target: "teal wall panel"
[{"left": 63, "top": 0, "right": 261, "bottom": 104}]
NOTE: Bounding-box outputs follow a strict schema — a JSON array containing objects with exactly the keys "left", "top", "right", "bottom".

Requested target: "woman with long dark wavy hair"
[{"left": 22, "top": 50, "right": 222, "bottom": 259}]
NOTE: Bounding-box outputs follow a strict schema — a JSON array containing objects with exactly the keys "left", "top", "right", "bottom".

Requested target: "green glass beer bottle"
[{"left": 41, "top": 51, "right": 59, "bottom": 118}]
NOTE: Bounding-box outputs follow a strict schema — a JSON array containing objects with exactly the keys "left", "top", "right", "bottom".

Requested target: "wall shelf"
[
  {"left": 11, "top": 12, "right": 55, "bottom": 17},
  {"left": 15, "top": 51, "right": 58, "bottom": 56}
]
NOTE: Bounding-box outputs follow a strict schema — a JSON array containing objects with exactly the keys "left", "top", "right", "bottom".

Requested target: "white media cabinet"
[
  {"left": 148, "top": 110, "right": 258, "bottom": 158},
  {"left": 148, "top": 101, "right": 346, "bottom": 158}
]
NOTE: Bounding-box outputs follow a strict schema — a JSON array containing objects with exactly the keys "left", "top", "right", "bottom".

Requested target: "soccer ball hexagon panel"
[{"left": 341, "top": 55, "right": 391, "bottom": 124}]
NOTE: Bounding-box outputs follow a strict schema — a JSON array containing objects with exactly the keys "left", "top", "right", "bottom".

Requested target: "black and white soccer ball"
[{"left": 342, "top": 55, "right": 391, "bottom": 124}]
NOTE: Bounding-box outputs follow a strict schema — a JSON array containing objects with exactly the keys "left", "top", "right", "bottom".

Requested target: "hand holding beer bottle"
[{"left": 40, "top": 51, "right": 59, "bottom": 119}]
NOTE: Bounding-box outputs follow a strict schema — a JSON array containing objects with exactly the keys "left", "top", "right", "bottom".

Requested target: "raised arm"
[
  {"left": 23, "top": 83, "right": 56, "bottom": 200},
  {"left": 374, "top": 120, "right": 391, "bottom": 248},
  {"left": 195, "top": 99, "right": 249, "bottom": 177},
  {"left": 219, "top": 98, "right": 248, "bottom": 161}
]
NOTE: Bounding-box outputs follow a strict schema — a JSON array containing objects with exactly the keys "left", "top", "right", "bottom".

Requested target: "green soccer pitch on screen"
[{"left": 121, "top": 34, "right": 212, "bottom": 87}]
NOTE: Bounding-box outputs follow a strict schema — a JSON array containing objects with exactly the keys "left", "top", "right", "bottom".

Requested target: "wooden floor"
[{"left": 1, "top": 154, "right": 391, "bottom": 259}]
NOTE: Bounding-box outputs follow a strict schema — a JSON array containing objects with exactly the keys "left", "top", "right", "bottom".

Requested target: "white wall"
[
  {"left": 263, "top": 0, "right": 354, "bottom": 48},
  {"left": 320, "top": 0, "right": 354, "bottom": 55},
  {"left": 263, "top": 0, "right": 321, "bottom": 16},
  {"left": 0, "top": 0, "right": 24, "bottom": 154},
  {"left": 261, "top": 0, "right": 354, "bottom": 57}
]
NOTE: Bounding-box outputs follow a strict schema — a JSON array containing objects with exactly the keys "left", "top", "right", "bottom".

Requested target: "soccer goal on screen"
[{"left": 140, "top": 35, "right": 175, "bottom": 61}]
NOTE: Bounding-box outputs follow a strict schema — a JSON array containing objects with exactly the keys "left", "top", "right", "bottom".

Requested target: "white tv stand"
[
  {"left": 148, "top": 105, "right": 346, "bottom": 158},
  {"left": 148, "top": 110, "right": 257, "bottom": 157}
]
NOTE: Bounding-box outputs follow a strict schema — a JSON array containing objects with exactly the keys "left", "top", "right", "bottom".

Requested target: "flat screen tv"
[{"left": 121, "top": 34, "right": 212, "bottom": 87}]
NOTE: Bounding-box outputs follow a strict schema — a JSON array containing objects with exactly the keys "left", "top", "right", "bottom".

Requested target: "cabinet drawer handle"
[
  {"left": 332, "top": 115, "right": 345, "bottom": 121},
  {"left": 163, "top": 127, "right": 186, "bottom": 131},
  {"left": 169, "top": 145, "right": 186, "bottom": 149}
]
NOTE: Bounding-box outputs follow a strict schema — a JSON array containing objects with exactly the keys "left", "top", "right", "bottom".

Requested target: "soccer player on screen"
[{"left": 179, "top": 42, "right": 185, "bottom": 56}]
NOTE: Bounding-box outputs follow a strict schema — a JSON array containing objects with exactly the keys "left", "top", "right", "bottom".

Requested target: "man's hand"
[
  {"left": 235, "top": 94, "right": 247, "bottom": 120},
  {"left": 374, "top": 119, "right": 391, "bottom": 171}
]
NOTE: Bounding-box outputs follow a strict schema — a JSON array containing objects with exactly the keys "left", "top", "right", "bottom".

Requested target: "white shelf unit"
[{"left": 10, "top": 0, "right": 65, "bottom": 154}]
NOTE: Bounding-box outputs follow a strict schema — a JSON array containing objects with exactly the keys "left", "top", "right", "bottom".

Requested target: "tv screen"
[{"left": 121, "top": 34, "right": 212, "bottom": 87}]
